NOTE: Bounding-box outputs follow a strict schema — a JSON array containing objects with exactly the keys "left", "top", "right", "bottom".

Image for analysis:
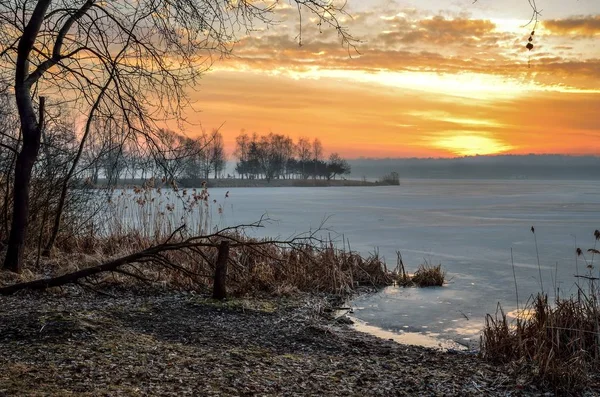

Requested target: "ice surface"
[{"left": 119, "top": 179, "right": 600, "bottom": 347}]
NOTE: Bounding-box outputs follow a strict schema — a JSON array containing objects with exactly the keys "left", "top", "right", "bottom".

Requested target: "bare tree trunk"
[
  {"left": 212, "top": 240, "right": 230, "bottom": 299},
  {"left": 2, "top": 140, "right": 18, "bottom": 237},
  {"left": 4, "top": 98, "right": 44, "bottom": 273},
  {"left": 3, "top": 0, "right": 53, "bottom": 272}
]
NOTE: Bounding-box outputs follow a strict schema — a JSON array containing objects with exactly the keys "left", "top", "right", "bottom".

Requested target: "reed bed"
[
  {"left": 227, "top": 240, "right": 393, "bottom": 296},
  {"left": 480, "top": 230, "right": 600, "bottom": 394},
  {"left": 3, "top": 182, "right": 393, "bottom": 297},
  {"left": 13, "top": 231, "right": 393, "bottom": 297}
]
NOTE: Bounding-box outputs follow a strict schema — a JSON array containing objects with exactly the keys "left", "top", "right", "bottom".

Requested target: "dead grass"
[
  {"left": 391, "top": 252, "right": 446, "bottom": 287},
  {"left": 411, "top": 263, "right": 446, "bottom": 287},
  {"left": 2, "top": 229, "right": 394, "bottom": 297},
  {"left": 11, "top": 183, "right": 393, "bottom": 297},
  {"left": 480, "top": 231, "right": 600, "bottom": 395},
  {"left": 1, "top": 183, "right": 394, "bottom": 297},
  {"left": 481, "top": 292, "right": 599, "bottom": 394}
]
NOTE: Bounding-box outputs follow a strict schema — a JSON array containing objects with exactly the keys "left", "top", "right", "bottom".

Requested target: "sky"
[{"left": 180, "top": 0, "right": 600, "bottom": 158}]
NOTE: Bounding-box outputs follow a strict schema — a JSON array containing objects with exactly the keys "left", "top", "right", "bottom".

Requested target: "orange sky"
[{"left": 175, "top": 0, "right": 600, "bottom": 158}]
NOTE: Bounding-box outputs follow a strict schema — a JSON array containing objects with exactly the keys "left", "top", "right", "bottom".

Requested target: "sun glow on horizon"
[
  {"left": 280, "top": 68, "right": 535, "bottom": 100},
  {"left": 432, "top": 134, "right": 514, "bottom": 156}
]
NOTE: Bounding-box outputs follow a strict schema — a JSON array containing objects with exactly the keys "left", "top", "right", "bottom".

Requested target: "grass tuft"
[
  {"left": 391, "top": 252, "right": 445, "bottom": 287},
  {"left": 411, "top": 263, "right": 446, "bottom": 287}
]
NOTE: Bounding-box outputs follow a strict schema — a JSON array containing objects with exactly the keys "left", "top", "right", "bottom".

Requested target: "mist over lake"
[{"left": 164, "top": 178, "right": 599, "bottom": 348}]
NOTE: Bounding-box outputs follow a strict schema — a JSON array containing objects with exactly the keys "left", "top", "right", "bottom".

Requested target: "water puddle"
[{"left": 348, "top": 316, "right": 470, "bottom": 351}]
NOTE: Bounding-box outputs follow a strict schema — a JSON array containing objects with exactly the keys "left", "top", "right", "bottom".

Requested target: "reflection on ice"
[
  {"left": 507, "top": 308, "right": 535, "bottom": 320},
  {"left": 350, "top": 317, "right": 468, "bottom": 351}
]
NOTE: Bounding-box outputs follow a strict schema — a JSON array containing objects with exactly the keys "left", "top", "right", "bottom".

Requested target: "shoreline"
[
  {"left": 93, "top": 178, "right": 399, "bottom": 189},
  {"left": 203, "top": 178, "right": 392, "bottom": 188},
  {"left": 0, "top": 289, "right": 573, "bottom": 395}
]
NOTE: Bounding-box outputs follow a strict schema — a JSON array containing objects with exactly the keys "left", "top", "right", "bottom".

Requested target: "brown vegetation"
[
  {"left": 481, "top": 292, "right": 600, "bottom": 394},
  {"left": 392, "top": 252, "right": 446, "bottom": 287},
  {"left": 0, "top": 184, "right": 393, "bottom": 297},
  {"left": 480, "top": 232, "right": 600, "bottom": 395},
  {"left": 411, "top": 263, "right": 446, "bottom": 287},
  {"left": 1, "top": 231, "right": 393, "bottom": 297}
]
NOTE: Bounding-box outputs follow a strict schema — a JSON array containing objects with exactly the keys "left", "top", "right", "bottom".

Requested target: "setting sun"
[{"left": 432, "top": 134, "right": 514, "bottom": 156}]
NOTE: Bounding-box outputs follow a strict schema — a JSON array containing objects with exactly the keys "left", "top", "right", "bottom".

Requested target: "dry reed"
[
  {"left": 2, "top": 183, "right": 394, "bottom": 297},
  {"left": 392, "top": 253, "right": 446, "bottom": 287},
  {"left": 481, "top": 231, "right": 600, "bottom": 394}
]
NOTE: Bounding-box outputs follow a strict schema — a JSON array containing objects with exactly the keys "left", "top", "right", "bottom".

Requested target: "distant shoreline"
[
  {"left": 94, "top": 178, "right": 399, "bottom": 189},
  {"left": 201, "top": 178, "right": 397, "bottom": 188}
]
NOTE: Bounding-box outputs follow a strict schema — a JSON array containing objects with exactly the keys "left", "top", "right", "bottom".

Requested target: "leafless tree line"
[
  {"left": 234, "top": 132, "right": 350, "bottom": 182},
  {"left": 99, "top": 127, "right": 227, "bottom": 184},
  {"left": 0, "top": 90, "right": 226, "bottom": 253}
]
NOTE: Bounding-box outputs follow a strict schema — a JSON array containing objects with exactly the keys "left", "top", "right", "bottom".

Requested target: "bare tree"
[
  {"left": 312, "top": 138, "right": 323, "bottom": 180},
  {"left": 296, "top": 137, "right": 312, "bottom": 179},
  {"left": 153, "top": 129, "right": 190, "bottom": 183},
  {"left": 234, "top": 132, "right": 251, "bottom": 179},
  {"left": 0, "top": 94, "right": 19, "bottom": 239},
  {"left": 208, "top": 130, "right": 226, "bottom": 179},
  {"left": 0, "top": 0, "right": 354, "bottom": 272},
  {"left": 234, "top": 132, "right": 345, "bottom": 181},
  {"left": 181, "top": 136, "right": 206, "bottom": 180},
  {"left": 327, "top": 153, "right": 351, "bottom": 180}
]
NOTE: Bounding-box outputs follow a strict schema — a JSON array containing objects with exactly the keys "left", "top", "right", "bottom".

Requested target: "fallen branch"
[
  {"left": 0, "top": 244, "right": 182, "bottom": 295},
  {"left": 0, "top": 221, "right": 323, "bottom": 296}
]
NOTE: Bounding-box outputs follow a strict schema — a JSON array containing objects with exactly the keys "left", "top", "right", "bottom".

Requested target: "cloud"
[
  {"left": 223, "top": 32, "right": 600, "bottom": 92},
  {"left": 213, "top": 8, "right": 600, "bottom": 91},
  {"left": 543, "top": 15, "right": 600, "bottom": 37},
  {"left": 379, "top": 16, "right": 498, "bottom": 47}
]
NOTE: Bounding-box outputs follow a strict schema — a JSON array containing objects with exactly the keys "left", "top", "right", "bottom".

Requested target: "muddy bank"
[{"left": 0, "top": 290, "right": 585, "bottom": 396}]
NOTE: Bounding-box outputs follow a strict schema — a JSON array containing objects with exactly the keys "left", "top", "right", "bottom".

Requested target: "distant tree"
[
  {"left": 181, "top": 137, "right": 206, "bottom": 180},
  {"left": 246, "top": 137, "right": 262, "bottom": 179},
  {"left": 234, "top": 132, "right": 251, "bottom": 179},
  {"left": 296, "top": 137, "right": 312, "bottom": 179},
  {"left": 208, "top": 131, "right": 226, "bottom": 179},
  {"left": 256, "top": 134, "right": 278, "bottom": 182},
  {"left": 381, "top": 171, "right": 400, "bottom": 185},
  {"left": 327, "top": 153, "right": 351, "bottom": 180},
  {"left": 312, "top": 138, "right": 323, "bottom": 180},
  {"left": 152, "top": 129, "right": 187, "bottom": 183},
  {"left": 233, "top": 132, "right": 348, "bottom": 181}
]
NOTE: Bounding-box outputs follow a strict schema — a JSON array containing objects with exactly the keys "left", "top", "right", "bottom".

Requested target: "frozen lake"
[{"left": 117, "top": 179, "right": 600, "bottom": 348}]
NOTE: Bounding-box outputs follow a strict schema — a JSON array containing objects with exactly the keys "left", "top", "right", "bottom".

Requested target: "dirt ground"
[{"left": 0, "top": 290, "right": 593, "bottom": 396}]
